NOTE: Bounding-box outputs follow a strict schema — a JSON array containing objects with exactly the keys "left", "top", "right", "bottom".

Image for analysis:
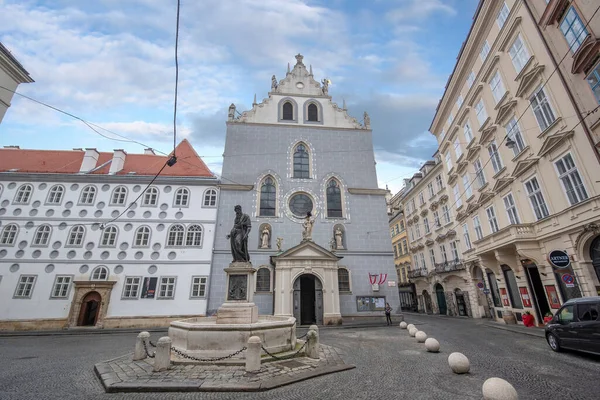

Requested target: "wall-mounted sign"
[
  {"left": 141, "top": 277, "right": 157, "bottom": 299},
  {"left": 545, "top": 285, "right": 561, "bottom": 309},
  {"left": 561, "top": 273, "right": 575, "bottom": 288},
  {"left": 519, "top": 287, "right": 532, "bottom": 308},
  {"left": 388, "top": 281, "right": 396, "bottom": 287},
  {"left": 477, "top": 281, "right": 484, "bottom": 289},
  {"left": 500, "top": 288, "right": 510, "bottom": 307},
  {"left": 548, "top": 250, "right": 570, "bottom": 269}
]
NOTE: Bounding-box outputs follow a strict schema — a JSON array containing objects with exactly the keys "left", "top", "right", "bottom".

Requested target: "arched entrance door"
[
  {"left": 293, "top": 274, "right": 323, "bottom": 325},
  {"left": 435, "top": 283, "right": 447, "bottom": 315},
  {"left": 455, "top": 288, "right": 467, "bottom": 316},
  {"left": 77, "top": 291, "right": 101, "bottom": 326},
  {"left": 591, "top": 236, "right": 600, "bottom": 282},
  {"left": 422, "top": 290, "right": 432, "bottom": 314}
]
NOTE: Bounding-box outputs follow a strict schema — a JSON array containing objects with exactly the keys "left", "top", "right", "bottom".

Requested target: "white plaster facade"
[{"left": 0, "top": 42, "right": 33, "bottom": 124}]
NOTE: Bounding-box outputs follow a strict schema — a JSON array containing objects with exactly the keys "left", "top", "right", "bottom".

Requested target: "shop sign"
[
  {"left": 548, "top": 250, "right": 570, "bottom": 269},
  {"left": 519, "top": 287, "right": 532, "bottom": 308},
  {"left": 499, "top": 288, "right": 510, "bottom": 307}
]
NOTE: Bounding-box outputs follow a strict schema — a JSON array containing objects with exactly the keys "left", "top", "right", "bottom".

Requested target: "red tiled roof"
[{"left": 0, "top": 139, "right": 214, "bottom": 178}]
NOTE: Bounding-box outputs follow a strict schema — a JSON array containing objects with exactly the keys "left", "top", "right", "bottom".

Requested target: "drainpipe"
[{"left": 523, "top": 0, "right": 600, "bottom": 165}]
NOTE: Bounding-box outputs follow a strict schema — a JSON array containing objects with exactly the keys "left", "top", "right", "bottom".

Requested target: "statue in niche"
[
  {"left": 302, "top": 211, "right": 315, "bottom": 241},
  {"left": 276, "top": 237, "right": 283, "bottom": 251},
  {"left": 321, "top": 79, "right": 329, "bottom": 96},
  {"left": 363, "top": 111, "right": 371, "bottom": 128},
  {"left": 335, "top": 227, "right": 344, "bottom": 250},
  {"left": 228, "top": 103, "right": 236, "bottom": 121},
  {"left": 260, "top": 226, "right": 270, "bottom": 249},
  {"left": 226, "top": 205, "right": 252, "bottom": 262},
  {"left": 271, "top": 75, "right": 278, "bottom": 90}
]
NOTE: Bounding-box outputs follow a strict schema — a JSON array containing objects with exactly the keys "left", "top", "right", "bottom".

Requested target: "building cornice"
[
  {"left": 0, "top": 43, "right": 34, "bottom": 83},
  {"left": 0, "top": 172, "right": 218, "bottom": 185},
  {"left": 347, "top": 188, "right": 389, "bottom": 196}
]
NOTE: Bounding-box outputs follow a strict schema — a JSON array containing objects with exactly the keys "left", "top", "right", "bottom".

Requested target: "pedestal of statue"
[{"left": 216, "top": 261, "right": 258, "bottom": 324}]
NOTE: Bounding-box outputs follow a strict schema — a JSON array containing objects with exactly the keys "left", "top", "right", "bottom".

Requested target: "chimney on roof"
[
  {"left": 144, "top": 148, "right": 155, "bottom": 155},
  {"left": 109, "top": 149, "right": 127, "bottom": 174},
  {"left": 80, "top": 148, "right": 99, "bottom": 172},
  {"left": 3, "top": 145, "right": 20, "bottom": 149},
  {"left": 73, "top": 148, "right": 83, "bottom": 151}
]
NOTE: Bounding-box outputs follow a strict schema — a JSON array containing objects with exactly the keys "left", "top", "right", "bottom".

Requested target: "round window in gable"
[{"left": 288, "top": 193, "right": 314, "bottom": 217}]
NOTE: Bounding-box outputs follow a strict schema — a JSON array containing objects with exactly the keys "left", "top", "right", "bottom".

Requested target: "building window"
[
  {"left": 110, "top": 186, "right": 128, "bottom": 205},
  {"left": 293, "top": 143, "right": 310, "bottom": 178},
  {"left": 447, "top": 114, "right": 454, "bottom": 128},
  {"left": 33, "top": 225, "right": 52, "bottom": 246},
  {"left": 338, "top": 268, "right": 350, "bottom": 292},
  {"left": 14, "top": 275, "right": 37, "bottom": 298},
  {"left": 400, "top": 221, "right": 405, "bottom": 231},
  {"left": 203, "top": 189, "right": 217, "bottom": 207},
  {"left": 456, "top": 95, "right": 463, "bottom": 109},
  {"left": 509, "top": 34, "right": 530, "bottom": 73},
  {"left": 79, "top": 185, "right": 96, "bottom": 205},
  {"left": 440, "top": 244, "right": 448, "bottom": 262},
  {"left": 555, "top": 153, "right": 588, "bottom": 205},
  {"left": 413, "top": 255, "right": 420, "bottom": 270},
  {"left": 419, "top": 253, "right": 426, "bottom": 269},
  {"left": 530, "top": 87, "right": 556, "bottom": 131},
  {"left": 473, "top": 216, "right": 483, "bottom": 240},
  {"left": 496, "top": 2, "right": 510, "bottom": 28},
  {"left": 14, "top": 184, "right": 33, "bottom": 204},
  {"left": 586, "top": 63, "right": 600, "bottom": 103},
  {"left": 167, "top": 224, "right": 185, "bottom": 246},
  {"left": 402, "top": 239, "right": 408, "bottom": 254},
  {"left": 158, "top": 277, "right": 176, "bottom": 299},
  {"left": 427, "top": 182, "right": 435, "bottom": 199},
  {"left": 326, "top": 179, "right": 343, "bottom": 218},
  {"left": 282, "top": 101, "right": 294, "bottom": 120},
  {"left": 259, "top": 176, "right": 276, "bottom": 217},
  {"left": 463, "top": 175, "right": 472, "bottom": 199},
  {"left": 453, "top": 137, "right": 463, "bottom": 159},
  {"left": 464, "top": 122, "right": 473, "bottom": 143},
  {"left": 100, "top": 225, "right": 118, "bottom": 247},
  {"left": 490, "top": 71, "right": 506, "bottom": 104},
  {"left": 415, "top": 222, "right": 421, "bottom": 238},
  {"left": 143, "top": 187, "right": 159, "bottom": 206},
  {"left": 91, "top": 266, "right": 109, "bottom": 281},
  {"left": 190, "top": 276, "right": 207, "bottom": 298},
  {"left": 122, "top": 277, "right": 141, "bottom": 298},
  {"left": 462, "top": 224, "right": 472, "bottom": 250},
  {"left": 503, "top": 193, "right": 520, "bottom": 225},
  {"left": 46, "top": 185, "right": 65, "bottom": 204},
  {"left": 67, "top": 225, "right": 85, "bottom": 246},
  {"left": 429, "top": 249, "right": 436, "bottom": 266},
  {"left": 475, "top": 99, "right": 488, "bottom": 126},
  {"left": 442, "top": 204, "right": 451, "bottom": 224},
  {"left": 51, "top": 276, "right": 72, "bottom": 298},
  {"left": 524, "top": 177, "right": 549, "bottom": 220},
  {"left": 436, "top": 175, "right": 444, "bottom": 191},
  {"left": 424, "top": 217, "right": 430, "bottom": 234},
  {"left": 307, "top": 103, "right": 318, "bottom": 122},
  {"left": 445, "top": 152, "right": 453, "bottom": 171},
  {"left": 486, "top": 206, "right": 499, "bottom": 233},
  {"left": 1, "top": 223, "right": 19, "bottom": 246},
  {"left": 453, "top": 184, "right": 462, "bottom": 208},
  {"left": 505, "top": 117, "right": 525, "bottom": 156},
  {"left": 393, "top": 246, "right": 399, "bottom": 258},
  {"left": 450, "top": 241, "right": 460, "bottom": 261},
  {"left": 487, "top": 140, "right": 504, "bottom": 174},
  {"left": 174, "top": 188, "right": 190, "bottom": 207},
  {"left": 134, "top": 226, "right": 151, "bottom": 247},
  {"left": 289, "top": 193, "right": 313, "bottom": 217},
  {"left": 256, "top": 268, "right": 271, "bottom": 292},
  {"left": 467, "top": 71, "right": 476, "bottom": 88},
  {"left": 418, "top": 191, "right": 425, "bottom": 206},
  {"left": 480, "top": 40, "right": 491, "bottom": 62},
  {"left": 186, "top": 224, "right": 203, "bottom": 246},
  {"left": 474, "top": 158, "right": 487, "bottom": 189},
  {"left": 560, "top": 6, "right": 589, "bottom": 53},
  {"left": 433, "top": 210, "right": 440, "bottom": 227}
]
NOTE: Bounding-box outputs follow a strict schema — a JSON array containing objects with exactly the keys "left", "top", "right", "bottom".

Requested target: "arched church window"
[
  {"left": 326, "top": 179, "right": 343, "bottom": 218},
  {"left": 293, "top": 144, "right": 310, "bottom": 178},
  {"left": 282, "top": 101, "right": 294, "bottom": 120},
  {"left": 307, "top": 103, "right": 318, "bottom": 122},
  {"left": 259, "top": 177, "right": 276, "bottom": 216},
  {"left": 256, "top": 268, "right": 271, "bottom": 292},
  {"left": 338, "top": 268, "right": 350, "bottom": 292}
]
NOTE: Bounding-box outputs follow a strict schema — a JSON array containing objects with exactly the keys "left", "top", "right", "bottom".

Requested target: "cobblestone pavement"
[{"left": 1, "top": 315, "right": 600, "bottom": 399}]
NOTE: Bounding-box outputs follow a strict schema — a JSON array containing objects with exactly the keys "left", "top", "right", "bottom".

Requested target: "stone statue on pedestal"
[
  {"left": 335, "top": 227, "right": 344, "bottom": 249},
  {"left": 302, "top": 211, "right": 315, "bottom": 241},
  {"left": 321, "top": 79, "right": 329, "bottom": 96},
  {"left": 276, "top": 237, "right": 283, "bottom": 251},
  {"left": 228, "top": 103, "right": 236, "bottom": 121},
  {"left": 260, "top": 226, "right": 270, "bottom": 249},
  {"left": 363, "top": 111, "right": 371, "bottom": 129},
  {"left": 226, "top": 205, "right": 251, "bottom": 262},
  {"left": 271, "top": 75, "right": 278, "bottom": 90}
]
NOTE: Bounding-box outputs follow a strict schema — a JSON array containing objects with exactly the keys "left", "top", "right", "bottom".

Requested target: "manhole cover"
[{"left": 279, "top": 360, "right": 305, "bottom": 369}]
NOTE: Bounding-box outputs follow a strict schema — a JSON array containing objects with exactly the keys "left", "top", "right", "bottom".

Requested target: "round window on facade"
[{"left": 288, "top": 193, "right": 314, "bottom": 217}]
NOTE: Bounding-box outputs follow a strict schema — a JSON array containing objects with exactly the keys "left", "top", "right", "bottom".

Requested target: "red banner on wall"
[
  {"left": 519, "top": 287, "right": 532, "bottom": 308},
  {"left": 500, "top": 288, "right": 510, "bottom": 307}
]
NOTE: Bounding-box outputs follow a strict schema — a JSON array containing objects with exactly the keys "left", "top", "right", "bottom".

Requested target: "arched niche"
[
  {"left": 258, "top": 223, "right": 272, "bottom": 249},
  {"left": 332, "top": 224, "right": 346, "bottom": 250}
]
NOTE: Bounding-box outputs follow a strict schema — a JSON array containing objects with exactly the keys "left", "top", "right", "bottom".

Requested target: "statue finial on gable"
[
  {"left": 287, "top": 63, "right": 290, "bottom": 75},
  {"left": 309, "top": 64, "right": 313, "bottom": 77},
  {"left": 295, "top": 53, "right": 304, "bottom": 66},
  {"left": 271, "top": 75, "right": 278, "bottom": 91}
]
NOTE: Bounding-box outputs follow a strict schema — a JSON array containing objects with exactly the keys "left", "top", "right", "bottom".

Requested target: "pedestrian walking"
[{"left": 385, "top": 302, "right": 392, "bottom": 326}]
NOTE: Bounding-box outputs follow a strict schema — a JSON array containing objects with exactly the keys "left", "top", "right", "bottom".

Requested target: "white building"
[
  {"left": 0, "top": 42, "right": 34, "bottom": 124},
  {"left": 0, "top": 140, "right": 219, "bottom": 331}
]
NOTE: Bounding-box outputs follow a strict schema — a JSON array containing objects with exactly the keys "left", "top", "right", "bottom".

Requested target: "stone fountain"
[{"left": 168, "top": 205, "right": 296, "bottom": 360}]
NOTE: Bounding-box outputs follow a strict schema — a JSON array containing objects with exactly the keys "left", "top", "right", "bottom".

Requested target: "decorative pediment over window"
[
  {"left": 466, "top": 144, "right": 480, "bottom": 161},
  {"left": 572, "top": 34, "right": 600, "bottom": 75},
  {"left": 458, "top": 107, "right": 471, "bottom": 125},
  {"left": 516, "top": 65, "right": 545, "bottom": 98},
  {"left": 425, "top": 239, "right": 435, "bottom": 247},
  {"left": 538, "top": 130, "right": 574, "bottom": 158},
  {"left": 467, "top": 84, "right": 484, "bottom": 107},
  {"left": 479, "top": 124, "right": 497, "bottom": 145},
  {"left": 477, "top": 191, "right": 495, "bottom": 206},
  {"left": 435, "top": 234, "right": 446, "bottom": 243},
  {"left": 482, "top": 55, "right": 501, "bottom": 82},
  {"left": 413, "top": 215, "right": 420, "bottom": 223},
  {"left": 495, "top": 99, "right": 517, "bottom": 125},
  {"left": 456, "top": 161, "right": 468, "bottom": 175},
  {"left": 439, "top": 194, "right": 449, "bottom": 203},
  {"left": 511, "top": 157, "right": 540, "bottom": 179},
  {"left": 410, "top": 246, "right": 419, "bottom": 254},
  {"left": 466, "top": 202, "right": 479, "bottom": 215},
  {"left": 446, "top": 229, "right": 457, "bottom": 238},
  {"left": 417, "top": 243, "right": 425, "bottom": 250},
  {"left": 447, "top": 173, "right": 458, "bottom": 186},
  {"left": 420, "top": 208, "right": 429, "bottom": 217},
  {"left": 429, "top": 201, "right": 439, "bottom": 211},
  {"left": 492, "top": 176, "right": 514, "bottom": 193},
  {"left": 540, "top": 0, "right": 570, "bottom": 28},
  {"left": 407, "top": 219, "right": 413, "bottom": 227},
  {"left": 456, "top": 210, "right": 467, "bottom": 222},
  {"left": 499, "top": 17, "right": 523, "bottom": 51}
]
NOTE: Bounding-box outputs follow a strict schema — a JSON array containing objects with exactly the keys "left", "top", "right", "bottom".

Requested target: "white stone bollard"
[
  {"left": 482, "top": 378, "right": 519, "bottom": 400},
  {"left": 153, "top": 336, "right": 172, "bottom": 372},
  {"left": 415, "top": 331, "right": 427, "bottom": 343},
  {"left": 425, "top": 338, "right": 440, "bottom": 353},
  {"left": 245, "top": 336, "right": 262, "bottom": 373},
  {"left": 399, "top": 321, "right": 408, "bottom": 329},
  {"left": 407, "top": 324, "right": 415, "bottom": 331},
  {"left": 306, "top": 329, "right": 320, "bottom": 359},
  {"left": 133, "top": 331, "right": 150, "bottom": 361},
  {"left": 448, "top": 352, "right": 470, "bottom": 374},
  {"left": 408, "top": 327, "right": 418, "bottom": 337}
]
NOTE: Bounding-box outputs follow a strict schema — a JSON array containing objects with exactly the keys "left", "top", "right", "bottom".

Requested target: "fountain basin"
[{"left": 169, "top": 315, "right": 296, "bottom": 359}]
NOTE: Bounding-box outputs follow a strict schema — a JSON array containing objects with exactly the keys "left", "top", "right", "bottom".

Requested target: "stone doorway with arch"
[
  {"left": 434, "top": 283, "right": 447, "bottom": 315},
  {"left": 66, "top": 280, "right": 116, "bottom": 329},
  {"left": 471, "top": 264, "right": 492, "bottom": 318},
  {"left": 293, "top": 274, "right": 323, "bottom": 325},
  {"left": 422, "top": 290, "right": 433, "bottom": 314},
  {"left": 77, "top": 291, "right": 101, "bottom": 326}
]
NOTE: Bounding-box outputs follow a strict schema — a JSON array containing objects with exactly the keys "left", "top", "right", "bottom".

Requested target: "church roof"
[{"left": 272, "top": 239, "right": 343, "bottom": 261}]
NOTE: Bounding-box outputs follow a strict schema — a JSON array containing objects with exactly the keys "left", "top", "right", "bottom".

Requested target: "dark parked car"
[{"left": 545, "top": 296, "right": 600, "bottom": 355}]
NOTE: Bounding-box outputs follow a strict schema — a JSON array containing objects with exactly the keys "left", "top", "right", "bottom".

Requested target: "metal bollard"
[
  {"left": 306, "top": 329, "right": 319, "bottom": 359},
  {"left": 245, "top": 336, "right": 262, "bottom": 373},
  {"left": 153, "top": 336, "right": 172, "bottom": 372},
  {"left": 134, "top": 331, "right": 150, "bottom": 361}
]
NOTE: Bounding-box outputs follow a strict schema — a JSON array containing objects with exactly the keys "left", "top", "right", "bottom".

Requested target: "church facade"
[{"left": 207, "top": 54, "right": 398, "bottom": 325}]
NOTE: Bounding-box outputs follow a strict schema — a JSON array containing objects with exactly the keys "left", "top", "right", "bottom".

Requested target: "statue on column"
[
  {"left": 271, "top": 75, "right": 278, "bottom": 91},
  {"left": 302, "top": 211, "right": 315, "bottom": 241},
  {"left": 260, "top": 226, "right": 270, "bottom": 249},
  {"left": 335, "top": 227, "right": 344, "bottom": 249},
  {"left": 228, "top": 103, "right": 236, "bottom": 121},
  {"left": 226, "top": 205, "right": 252, "bottom": 262}
]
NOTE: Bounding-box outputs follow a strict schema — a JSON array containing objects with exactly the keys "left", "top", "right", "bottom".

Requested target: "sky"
[{"left": 0, "top": 0, "right": 479, "bottom": 194}]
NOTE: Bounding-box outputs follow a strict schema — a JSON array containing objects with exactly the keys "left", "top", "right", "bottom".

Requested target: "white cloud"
[{"left": 386, "top": 0, "right": 457, "bottom": 23}]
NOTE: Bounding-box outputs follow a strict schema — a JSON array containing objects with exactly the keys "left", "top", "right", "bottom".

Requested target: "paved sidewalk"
[{"left": 95, "top": 344, "right": 354, "bottom": 393}]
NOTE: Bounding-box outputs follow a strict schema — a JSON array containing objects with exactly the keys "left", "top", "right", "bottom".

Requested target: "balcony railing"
[
  {"left": 434, "top": 259, "right": 466, "bottom": 274},
  {"left": 407, "top": 268, "right": 428, "bottom": 279}
]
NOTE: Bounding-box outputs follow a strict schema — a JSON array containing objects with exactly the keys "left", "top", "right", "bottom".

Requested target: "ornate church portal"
[{"left": 272, "top": 240, "right": 342, "bottom": 325}]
